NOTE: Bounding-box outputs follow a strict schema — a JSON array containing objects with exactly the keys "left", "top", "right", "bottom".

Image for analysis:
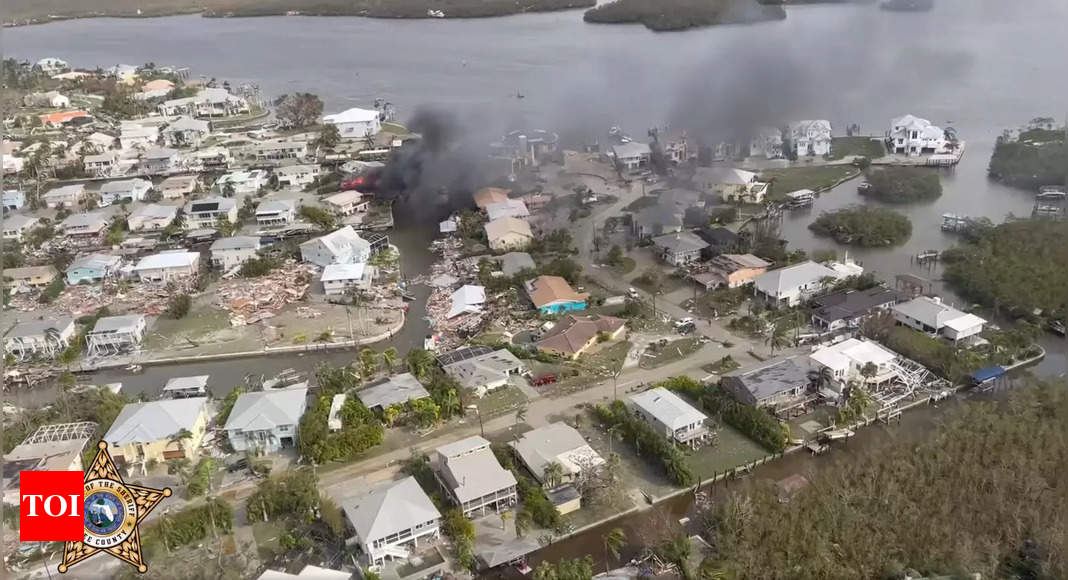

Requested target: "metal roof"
[
  {"left": 356, "top": 373, "right": 430, "bottom": 409},
  {"left": 104, "top": 398, "right": 208, "bottom": 445},
  {"left": 223, "top": 387, "right": 308, "bottom": 432},
  {"left": 629, "top": 388, "right": 707, "bottom": 430},
  {"left": 342, "top": 476, "right": 440, "bottom": 545},
  {"left": 722, "top": 357, "right": 811, "bottom": 404}
]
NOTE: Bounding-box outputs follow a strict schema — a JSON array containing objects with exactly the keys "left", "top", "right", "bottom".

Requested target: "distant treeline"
[{"left": 584, "top": 0, "right": 785, "bottom": 31}]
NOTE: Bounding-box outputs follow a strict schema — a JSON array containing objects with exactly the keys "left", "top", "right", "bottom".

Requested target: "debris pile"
[
  {"left": 6, "top": 278, "right": 196, "bottom": 318},
  {"left": 215, "top": 261, "right": 312, "bottom": 326}
]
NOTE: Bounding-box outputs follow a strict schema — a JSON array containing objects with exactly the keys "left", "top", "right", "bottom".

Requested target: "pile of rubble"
[
  {"left": 215, "top": 261, "right": 312, "bottom": 326},
  {"left": 7, "top": 279, "right": 194, "bottom": 318}
]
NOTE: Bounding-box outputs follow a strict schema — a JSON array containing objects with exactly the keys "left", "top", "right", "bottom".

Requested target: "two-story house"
[
  {"left": 140, "top": 147, "right": 182, "bottom": 175},
  {"left": 2, "top": 214, "right": 39, "bottom": 242},
  {"left": 184, "top": 197, "right": 238, "bottom": 229},
  {"left": 223, "top": 387, "right": 308, "bottom": 454},
  {"left": 255, "top": 199, "right": 297, "bottom": 227},
  {"left": 299, "top": 226, "right": 371, "bottom": 267},
  {"left": 323, "top": 191, "right": 369, "bottom": 216},
  {"left": 274, "top": 164, "right": 321, "bottom": 188},
  {"left": 810, "top": 338, "right": 900, "bottom": 392},
  {"left": 893, "top": 296, "right": 986, "bottom": 343},
  {"left": 42, "top": 184, "right": 86, "bottom": 209},
  {"left": 342, "top": 476, "right": 440, "bottom": 569},
  {"left": 127, "top": 204, "right": 178, "bottom": 231},
  {"left": 103, "top": 398, "right": 209, "bottom": 465},
  {"left": 652, "top": 232, "right": 709, "bottom": 266},
  {"left": 210, "top": 236, "right": 261, "bottom": 270},
  {"left": 85, "top": 314, "right": 147, "bottom": 356},
  {"left": 753, "top": 261, "right": 843, "bottom": 307},
  {"left": 132, "top": 251, "right": 200, "bottom": 282},
  {"left": 628, "top": 387, "right": 712, "bottom": 449},
  {"left": 887, "top": 114, "right": 948, "bottom": 156},
  {"left": 3, "top": 317, "right": 75, "bottom": 361},
  {"left": 790, "top": 120, "right": 832, "bottom": 157},
  {"left": 214, "top": 170, "right": 268, "bottom": 195},
  {"left": 99, "top": 178, "right": 152, "bottom": 206},
  {"left": 431, "top": 436, "right": 518, "bottom": 517},
  {"left": 162, "top": 116, "right": 211, "bottom": 148}
]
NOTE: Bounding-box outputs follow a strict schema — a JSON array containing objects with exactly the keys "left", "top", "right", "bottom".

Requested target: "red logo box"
[{"left": 20, "top": 471, "right": 84, "bottom": 542}]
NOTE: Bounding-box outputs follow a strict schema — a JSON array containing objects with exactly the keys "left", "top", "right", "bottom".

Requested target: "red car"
[{"left": 531, "top": 374, "right": 557, "bottom": 386}]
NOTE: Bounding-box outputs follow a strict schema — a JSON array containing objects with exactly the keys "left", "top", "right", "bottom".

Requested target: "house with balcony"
[
  {"left": 246, "top": 140, "right": 310, "bottom": 162},
  {"left": 323, "top": 191, "right": 369, "bottom": 216},
  {"left": 42, "top": 184, "right": 85, "bottom": 209},
  {"left": 86, "top": 314, "right": 147, "bottom": 356},
  {"left": 103, "top": 398, "right": 209, "bottom": 465},
  {"left": 431, "top": 436, "right": 518, "bottom": 518},
  {"left": 893, "top": 296, "right": 986, "bottom": 343},
  {"left": 321, "top": 263, "right": 375, "bottom": 295},
  {"left": 3, "top": 317, "right": 75, "bottom": 361},
  {"left": 158, "top": 88, "right": 249, "bottom": 118},
  {"left": 652, "top": 232, "right": 709, "bottom": 266},
  {"left": 99, "top": 178, "right": 152, "bottom": 206},
  {"left": 128, "top": 204, "right": 178, "bottom": 232},
  {"left": 66, "top": 253, "right": 122, "bottom": 285},
  {"left": 190, "top": 146, "right": 232, "bottom": 172},
  {"left": 610, "top": 141, "right": 651, "bottom": 171},
  {"left": 2, "top": 214, "right": 39, "bottom": 243},
  {"left": 810, "top": 338, "right": 900, "bottom": 392},
  {"left": 694, "top": 167, "right": 768, "bottom": 204},
  {"left": 141, "top": 147, "right": 182, "bottom": 175},
  {"left": 184, "top": 197, "right": 238, "bottom": 230},
  {"left": 132, "top": 251, "right": 200, "bottom": 282},
  {"left": 59, "top": 211, "right": 111, "bottom": 243},
  {"left": 323, "top": 107, "right": 382, "bottom": 139},
  {"left": 342, "top": 476, "right": 440, "bottom": 569},
  {"left": 274, "top": 164, "right": 320, "bottom": 188},
  {"left": 721, "top": 356, "right": 814, "bottom": 411},
  {"left": 256, "top": 199, "right": 297, "bottom": 226},
  {"left": 224, "top": 387, "right": 308, "bottom": 454},
  {"left": 790, "top": 120, "right": 832, "bottom": 157},
  {"left": 159, "top": 175, "right": 199, "bottom": 199},
  {"left": 210, "top": 236, "right": 261, "bottom": 270},
  {"left": 887, "top": 114, "right": 949, "bottom": 156},
  {"left": 84, "top": 152, "right": 120, "bottom": 177},
  {"left": 628, "top": 387, "right": 711, "bottom": 449},
  {"left": 300, "top": 226, "right": 371, "bottom": 267},
  {"left": 162, "top": 116, "right": 211, "bottom": 148},
  {"left": 214, "top": 170, "right": 268, "bottom": 195}
]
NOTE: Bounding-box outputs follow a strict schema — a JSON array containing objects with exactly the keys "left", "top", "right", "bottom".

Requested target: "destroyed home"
[
  {"left": 162, "top": 375, "right": 210, "bottom": 399},
  {"left": 473, "top": 187, "right": 510, "bottom": 210},
  {"left": 301, "top": 226, "right": 372, "bottom": 267},
  {"left": 357, "top": 373, "right": 431, "bottom": 413},
  {"left": 3, "top": 317, "right": 75, "bottom": 361},
  {"left": 484, "top": 217, "right": 533, "bottom": 251},
  {"left": 525, "top": 275, "right": 588, "bottom": 314},
  {"left": 721, "top": 356, "right": 813, "bottom": 410},
  {"left": 321, "top": 263, "right": 375, "bottom": 295},
  {"left": 60, "top": 211, "right": 111, "bottom": 241},
  {"left": 86, "top": 314, "right": 147, "bottom": 356},
  {"left": 694, "top": 167, "right": 768, "bottom": 204},
  {"left": 185, "top": 197, "right": 238, "bottom": 229},
  {"left": 754, "top": 261, "right": 842, "bottom": 307},
  {"left": 448, "top": 285, "right": 486, "bottom": 318},
  {"left": 3, "top": 265, "right": 59, "bottom": 289},
  {"left": 210, "top": 236, "right": 261, "bottom": 270},
  {"left": 191, "top": 146, "right": 232, "bottom": 172},
  {"left": 632, "top": 203, "right": 684, "bottom": 239},
  {"left": 652, "top": 232, "right": 709, "bottom": 266},
  {"left": 535, "top": 314, "right": 625, "bottom": 359},
  {"left": 893, "top": 296, "right": 987, "bottom": 342},
  {"left": 811, "top": 286, "right": 900, "bottom": 331},
  {"left": 485, "top": 198, "right": 530, "bottom": 222},
  {"left": 2, "top": 422, "right": 95, "bottom": 505},
  {"left": 790, "top": 120, "right": 833, "bottom": 157},
  {"left": 510, "top": 422, "right": 605, "bottom": 489},
  {"left": 274, "top": 164, "right": 321, "bottom": 188},
  {"left": 66, "top": 253, "right": 122, "bottom": 285},
  {"left": 214, "top": 170, "right": 268, "bottom": 195},
  {"left": 159, "top": 175, "right": 199, "bottom": 199},
  {"left": 132, "top": 251, "right": 201, "bottom": 282},
  {"left": 256, "top": 199, "right": 297, "bottom": 226},
  {"left": 42, "top": 184, "right": 85, "bottom": 208},
  {"left": 694, "top": 253, "right": 770, "bottom": 290},
  {"left": 99, "top": 178, "right": 152, "bottom": 205},
  {"left": 224, "top": 387, "right": 309, "bottom": 454},
  {"left": 323, "top": 191, "right": 370, "bottom": 216},
  {"left": 2, "top": 189, "right": 25, "bottom": 211},
  {"left": 496, "top": 129, "right": 559, "bottom": 166},
  {"left": 162, "top": 116, "right": 212, "bottom": 148},
  {"left": 497, "top": 252, "right": 536, "bottom": 277},
  {"left": 128, "top": 204, "right": 179, "bottom": 231},
  {"left": 431, "top": 436, "right": 518, "bottom": 517},
  {"left": 611, "top": 141, "right": 652, "bottom": 171},
  {"left": 23, "top": 90, "right": 70, "bottom": 108},
  {"left": 628, "top": 387, "right": 712, "bottom": 449},
  {"left": 2, "top": 214, "right": 39, "bottom": 242},
  {"left": 342, "top": 476, "right": 441, "bottom": 569},
  {"left": 140, "top": 147, "right": 182, "bottom": 175},
  {"left": 810, "top": 338, "right": 900, "bottom": 391},
  {"left": 442, "top": 348, "right": 525, "bottom": 398},
  {"left": 103, "top": 397, "right": 209, "bottom": 465},
  {"left": 323, "top": 107, "right": 382, "bottom": 139}
]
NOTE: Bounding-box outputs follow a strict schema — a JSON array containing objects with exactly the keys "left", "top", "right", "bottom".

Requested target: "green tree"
[
  {"left": 533, "top": 556, "right": 594, "bottom": 580},
  {"left": 165, "top": 294, "right": 192, "bottom": 319},
  {"left": 358, "top": 347, "right": 378, "bottom": 380},
  {"left": 542, "top": 461, "right": 565, "bottom": 489},
  {"left": 765, "top": 322, "right": 791, "bottom": 356},
  {"left": 606, "top": 245, "right": 624, "bottom": 266},
  {"left": 405, "top": 349, "right": 436, "bottom": 381},
  {"left": 603, "top": 527, "right": 627, "bottom": 572},
  {"left": 274, "top": 92, "right": 324, "bottom": 129},
  {"left": 298, "top": 205, "right": 338, "bottom": 231},
  {"left": 215, "top": 215, "right": 237, "bottom": 237},
  {"left": 381, "top": 347, "right": 398, "bottom": 373},
  {"left": 318, "top": 123, "right": 341, "bottom": 149},
  {"left": 215, "top": 387, "right": 244, "bottom": 425}
]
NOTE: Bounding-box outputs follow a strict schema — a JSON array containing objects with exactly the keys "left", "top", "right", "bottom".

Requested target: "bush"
[
  {"left": 517, "top": 475, "right": 562, "bottom": 529},
  {"left": 165, "top": 294, "right": 192, "bottom": 319},
  {"left": 238, "top": 256, "right": 279, "bottom": 277},
  {"left": 246, "top": 469, "right": 320, "bottom": 523},
  {"left": 659, "top": 376, "right": 788, "bottom": 453},
  {"left": 441, "top": 508, "right": 476, "bottom": 570},
  {"left": 184, "top": 457, "right": 216, "bottom": 498},
  {"left": 298, "top": 366, "right": 384, "bottom": 464},
  {"left": 988, "top": 131, "right": 1066, "bottom": 190},
  {"left": 142, "top": 500, "right": 232, "bottom": 557},
  {"left": 861, "top": 167, "right": 942, "bottom": 203},
  {"left": 808, "top": 206, "right": 912, "bottom": 247},
  {"left": 595, "top": 400, "right": 695, "bottom": 486}
]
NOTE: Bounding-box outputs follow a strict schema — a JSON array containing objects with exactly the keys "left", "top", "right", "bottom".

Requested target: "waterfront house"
[
  {"left": 2, "top": 266, "right": 58, "bottom": 291},
  {"left": 141, "top": 147, "right": 182, "bottom": 175},
  {"left": 59, "top": 211, "right": 111, "bottom": 242},
  {"left": 42, "top": 184, "right": 85, "bottom": 209},
  {"left": 246, "top": 140, "right": 310, "bottom": 162},
  {"left": 628, "top": 387, "right": 711, "bottom": 449},
  {"left": 323, "top": 191, "right": 369, "bottom": 216},
  {"left": 2, "top": 422, "right": 94, "bottom": 504},
  {"left": 86, "top": 314, "right": 147, "bottom": 356},
  {"left": 300, "top": 226, "right": 371, "bottom": 267},
  {"left": 214, "top": 170, "right": 268, "bottom": 195},
  {"left": 158, "top": 87, "right": 249, "bottom": 118},
  {"left": 810, "top": 338, "right": 899, "bottom": 392},
  {"left": 887, "top": 114, "right": 948, "bottom": 156},
  {"left": 525, "top": 275, "right": 588, "bottom": 314},
  {"left": 36, "top": 57, "right": 69, "bottom": 75},
  {"left": 66, "top": 253, "right": 122, "bottom": 285},
  {"left": 536, "top": 315, "right": 626, "bottom": 360},
  {"left": 342, "top": 476, "right": 440, "bottom": 568},
  {"left": 84, "top": 152, "right": 120, "bottom": 177},
  {"left": 694, "top": 167, "right": 768, "bottom": 204},
  {"left": 159, "top": 175, "right": 199, "bottom": 199},
  {"left": 496, "top": 251, "right": 536, "bottom": 277},
  {"left": 103, "top": 398, "right": 209, "bottom": 465},
  {"left": 485, "top": 199, "right": 530, "bottom": 222},
  {"left": 224, "top": 387, "right": 309, "bottom": 454},
  {"left": 132, "top": 251, "right": 200, "bottom": 282},
  {"left": 120, "top": 123, "right": 159, "bottom": 150},
  {"left": 2, "top": 214, "right": 39, "bottom": 242},
  {"left": 128, "top": 204, "right": 178, "bottom": 232},
  {"left": 749, "top": 127, "right": 784, "bottom": 159},
  {"left": 611, "top": 141, "right": 651, "bottom": 171},
  {"left": 431, "top": 436, "right": 518, "bottom": 518},
  {"left": 323, "top": 107, "right": 382, "bottom": 139},
  {"left": 162, "top": 116, "right": 211, "bottom": 148},
  {"left": 652, "top": 232, "right": 709, "bottom": 266},
  {"left": 190, "top": 146, "right": 232, "bottom": 172},
  {"left": 790, "top": 120, "right": 832, "bottom": 157},
  {"left": 442, "top": 348, "right": 525, "bottom": 398},
  {"left": 2, "top": 189, "right": 25, "bottom": 211},
  {"left": 83, "top": 132, "right": 117, "bottom": 153},
  {"left": 484, "top": 217, "right": 533, "bottom": 251},
  {"left": 3, "top": 317, "right": 75, "bottom": 361},
  {"left": 811, "top": 286, "right": 900, "bottom": 331},
  {"left": 274, "top": 164, "right": 321, "bottom": 188},
  {"left": 510, "top": 422, "right": 605, "bottom": 491},
  {"left": 356, "top": 373, "right": 431, "bottom": 413},
  {"left": 185, "top": 197, "right": 238, "bottom": 230},
  {"left": 210, "top": 236, "right": 261, "bottom": 271},
  {"left": 256, "top": 199, "right": 297, "bottom": 226},
  {"left": 99, "top": 178, "right": 152, "bottom": 206},
  {"left": 447, "top": 285, "right": 486, "bottom": 319},
  {"left": 162, "top": 375, "right": 210, "bottom": 399},
  {"left": 695, "top": 227, "right": 741, "bottom": 257},
  {"left": 893, "top": 296, "right": 986, "bottom": 342},
  {"left": 473, "top": 187, "right": 510, "bottom": 210},
  {"left": 632, "top": 204, "right": 684, "bottom": 239},
  {"left": 721, "top": 356, "right": 813, "bottom": 411},
  {"left": 753, "top": 261, "right": 841, "bottom": 307},
  {"left": 321, "top": 263, "right": 375, "bottom": 295}
]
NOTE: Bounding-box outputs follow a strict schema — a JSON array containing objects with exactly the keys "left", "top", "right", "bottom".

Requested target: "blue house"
[
  {"left": 2, "top": 189, "right": 25, "bottom": 211},
  {"left": 66, "top": 253, "right": 122, "bottom": 285},
  {"left": 526, "top": 275, "right": 589, "bottom": 315}
]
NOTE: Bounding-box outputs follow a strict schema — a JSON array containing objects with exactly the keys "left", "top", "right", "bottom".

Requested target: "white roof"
[
  {"left": 443, "top": 349, "right": 524, "bottom": 391},
  {"left": 435, "top": 435, "right": 492, "bottom": 459},
  {"left": 3, "top": 214, "right": 38, "bottom": 230},
  {"left": 754, "top": 261, "right": 840, "bottom": 296},
  {"left": 342, "top": 476, "right": 440, "bottom": 545},
  {"left": 323, "top": 191, "right": 363, "bottom": 206},
  {"left": 163, "top": 375, "right": 209, "bottom": 393},
  {"left": 321, "top": 262, "right": 367, "bottom": 282},
  {"left": 258, "top": 565, "right": 351, "bottom": 580},
  {"left": 133, "top": 251, "right": 199, "bottom": 271},
  {"left": 302, "top": 226, "right": 370, "bottom": 258},
  {"left": 275, "top": 164, "right": 318, "bottom": 175},
  {"left": 944, "top": 313, "right": 987, "bottom": 332},
  {"left": 68, "top": 253, "right": 121, "bottom": 271},
  {"left": 448, "top": 284, "right": 486, "bottom": 318},
  {"left": 484, "top": 217, "right": 532, "bottom": 242},
  {"left": 611, "top": 141, "right": 651, "bottom": 159},
  {"left": 60, "top": 211, "right": 110, "bottom": 230},
  {"left": 695, "top": 166, "right": 757, "bottom": 185},
  {"left": 130, "top": 204, "right": 177, "bottom": 220},
  {"left": 323, "top": 107, "right": 379, "bottom": 124},
  {"left": 104, "top": 398, "right": 208, "bottom": 445},
  {"left": 437, "top": 445, "right": 517, "bottom": 503},
  {"left": 810, "top": 338, "right": 896, "bottom": 371},
  {"left": 43, "top": 184, "right": 85, "bottom": 199},
  {"left": 211, "top": 235, "right": 260, "bottom": 251},
  {"left": 893, "top": 296, "right": 981, "bottom": 329},
  {"left": 825, "top": 257, "right": 864, "bottom": 278},
  {"left": 485, "top": 199, "right": 530, "bottom": 222},
  {"left": 224, "top": 387, "right": 308, "bottom": 431},
  {"left": 891, "top": 114, "right": 931, "bottom": 130},
  {"left": 357, "top": 373, "right": 430, "bottom": 409},
  {"left": 256, "top": 199, "right": 295, "bottom": 215},
  {"left": 510, "top": 422, "right": 605, "bottom": 483},
  {"left": 629, "top": 387, "right": 707, "bottom": 430}
]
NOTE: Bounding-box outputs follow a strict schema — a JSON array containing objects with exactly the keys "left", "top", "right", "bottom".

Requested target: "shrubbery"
[
  {"left": 861, "top": 167, "right": 942, "bottom": 203},
  {"left": 988, "top": 129, "right": 1066, "bottom": 190},
  {"left": 658, "top": 376, "right": 788, "bottom": 453},
  {"left": 441, "top": 508, "right": 476, "bottom": 569},
  {"left": 594, "top": 400, "right": 695, "bottom": 486},
  {"left": 142, "top": 500, "right": 233, "bottom": 558},
  {"left": 808, "top": 205, "right": 912, "bottom": 247}
]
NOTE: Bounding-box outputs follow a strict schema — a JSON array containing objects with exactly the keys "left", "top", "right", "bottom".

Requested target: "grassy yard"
[
  {"left": 630, "top": 271, "right": 687, "bottom": 297},
  {"left": 761, "top": 165, "right": 861, "bottom": 201},
  {"left": 688, "top": 424, "right": 771, "bottom": 479},
  {"left": 693, "top": 287, "right": 748, "bottom": 319},
  {"left": 639, "top": 337, "right": 703, "bottom": 369},
  {"left": 477, "top": 385, "right": 528, "bottom": 419},
  {"left": 608, "top": 257, "right": 637, "bottom": 276},
  {"left": 829, "top": 136, "right": 887, "bottom": 160}
]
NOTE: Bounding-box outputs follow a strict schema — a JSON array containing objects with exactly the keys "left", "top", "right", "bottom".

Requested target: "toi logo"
[{"left": 19, "top": 470, "right": 84, "bottom": 542}]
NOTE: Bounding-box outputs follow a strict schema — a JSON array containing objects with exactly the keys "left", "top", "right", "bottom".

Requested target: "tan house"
[
  {"left": 704, "top": 254, "right": 771, "bottom": 289},
  {"left": 473, "top": 187, "right": 510, "bottom": 210},
  {"left": 322, "top": 191, "right": 370, "bottom": 216},
  {"left": 484, "top": 217, "right": 533, "bottom": 251},
  {"left": 536, "top": 315, "right": 625, "bottom": 359},
  {"left": 159, "top": 175, "right": 200, "bottom": 199},
  {"left": 103, "top": 398, "right": 209, "bottom": 465},
  {"left": 3, "top": 265, "right": 58, "bottom": 289}
]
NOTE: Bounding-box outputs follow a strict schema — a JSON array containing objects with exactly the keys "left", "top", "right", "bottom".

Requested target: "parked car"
[
  {"left": 531, "top": 374, "right": 557, "bottom": 387},
  {"left": 677, "top": 322, "right": 696, "bottom": 335}
]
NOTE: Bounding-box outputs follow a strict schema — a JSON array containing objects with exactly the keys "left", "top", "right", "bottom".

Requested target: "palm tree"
[
  {"left": 381, "top": 347, "right": 398, "bottom": 374},
  {"left": 359, "top": 347, "right": 378, "bottom": 380},
  {"left": 513, "top": 404, "right": 528, "bottom": 442},
  {"left": 515, "top": 510, "right": 532, "bottom": 538},
  {"left": 603, "top": 527, "right": 626, "bottom": 573},
  {"left": 542, "top": 462, "right": 565, "bottom": 489},
  {"left": 406, "top": 349, "right": 435, "bottom": 381},
  {"left": 500, "top": 511, "right": 510, "bottom": 531},
  {"left": 440, "top": 388, "right": 462, "bottom": 419},
  {"left": 765, "top": 322, "right": 791, "bottom": 356}
]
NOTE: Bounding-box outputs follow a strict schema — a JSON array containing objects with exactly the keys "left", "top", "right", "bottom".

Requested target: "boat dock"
[{"left": 1033, "top": 186, "right": 1067, "bottom": 219}]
